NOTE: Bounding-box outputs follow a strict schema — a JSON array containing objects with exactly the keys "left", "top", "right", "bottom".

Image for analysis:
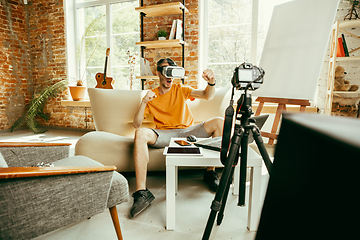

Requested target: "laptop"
[{"left": 194, "top": 114, "right": 269, "bottom": 151}]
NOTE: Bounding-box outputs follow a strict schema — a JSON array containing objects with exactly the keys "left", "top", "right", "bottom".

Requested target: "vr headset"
[
  {"left": 157, "top": 58, "right": 185, "bottom": 78},
  {"left": 161, "top": 66, "right": 185, "bottom": 78}
]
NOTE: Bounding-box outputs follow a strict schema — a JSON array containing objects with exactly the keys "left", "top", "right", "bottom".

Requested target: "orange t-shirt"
[{"left": 144, "top": 83, "right": 194, "bottom": 130}]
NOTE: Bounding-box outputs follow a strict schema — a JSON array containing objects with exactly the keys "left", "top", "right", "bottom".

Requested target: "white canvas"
[{"left": 254, "top": 0, "right": 340, "bottom": 101}]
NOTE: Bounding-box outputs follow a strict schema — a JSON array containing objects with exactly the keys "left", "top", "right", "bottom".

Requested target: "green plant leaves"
[{"left": 10, "top": 79, "right": 68, "bottom": 134}]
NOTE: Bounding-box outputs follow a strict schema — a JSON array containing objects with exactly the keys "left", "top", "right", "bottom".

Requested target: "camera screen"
[{"left": 238, "top": 69, "right": 253, "bottom": 82}]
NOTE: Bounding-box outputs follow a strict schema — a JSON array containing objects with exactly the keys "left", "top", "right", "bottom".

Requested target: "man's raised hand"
[
  {"left": 202, "top": 69, "right": 215, "bottom": 84},
  {"left": 142, "top": 91, "right": 157, "bottom": 104}
]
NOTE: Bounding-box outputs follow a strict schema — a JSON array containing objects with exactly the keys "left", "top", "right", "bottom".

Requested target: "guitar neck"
[
  {"left": 103, "top": 48, "right": 110, "bottom": 81},
  {"left": 103, "top": 57, "right": 108, "bottom": 80}
]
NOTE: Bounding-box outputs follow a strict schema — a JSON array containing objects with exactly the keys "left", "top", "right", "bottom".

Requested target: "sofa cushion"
[
  {"left": 88, "top": 88, "right": 154, "bottom": 137},
  {"left": 0, "top": 145, "right": 69, "bottom": 167},
  {"left": 53, "top": 155, "right": 129, "bottom": 207},
  {"left": 75, "top": 131, "right": 165, "bottom": 172},
  {"left": 88, "top": 87, "right": 231, "bottom": 138},
  {"left": 188, "top": 86, "right": 231, "bottom": 123},
  {"left": 53, "top": 155, "right": 104, "bottom": 167}
]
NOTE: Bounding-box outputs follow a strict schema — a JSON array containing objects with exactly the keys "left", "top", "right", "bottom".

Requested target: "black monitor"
[{"left": 255, "top": 113, "right": 360, "bottom": 240}]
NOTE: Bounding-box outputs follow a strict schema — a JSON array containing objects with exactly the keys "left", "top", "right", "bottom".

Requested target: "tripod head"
[{"left": 220, "top": 69, "right": 264, "bottom": 166}]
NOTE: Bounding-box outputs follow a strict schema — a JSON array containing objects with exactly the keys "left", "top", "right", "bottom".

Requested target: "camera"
[
  {"left": 231, "top": 62, "right": 265, "bottom": 90},
  {"left": 162, "top": 66, "right": 185, "bottom": 78}
]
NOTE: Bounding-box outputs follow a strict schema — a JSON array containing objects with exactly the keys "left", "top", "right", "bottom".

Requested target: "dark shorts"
[{"left": 150, "top": 122, "right": 210, "bottom": 148}]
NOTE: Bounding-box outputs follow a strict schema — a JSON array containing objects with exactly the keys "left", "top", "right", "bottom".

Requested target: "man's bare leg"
[
  {"left": 204, "top": 117, "right": 224, "bottom": 138},
  {"left": 204, "top": 117, "right": 224, "bottom": 171},
  {"left": 131, "top": 128, "right": 157, "bottom": 218},
  {"left": 203, "top": 117, "right": 224, "bottom": 191},
  {"left": 133, "top": 128, "right": 157, "bottom": 191}
]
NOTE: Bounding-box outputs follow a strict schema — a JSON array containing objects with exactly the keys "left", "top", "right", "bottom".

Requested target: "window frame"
[
  {"left": 64, "top": 0, "right": 139, "bottom": 89},
  {"left": 198, "top": 0, "right": 259, "bottom": 89}
]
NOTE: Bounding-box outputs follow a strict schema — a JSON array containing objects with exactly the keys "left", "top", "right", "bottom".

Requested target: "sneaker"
[
  {"left": 203, "top": 170, "right": 219, "bottom": 192},
  {"left": 130, "top": 189, "right": 155, "bottom": 218}
]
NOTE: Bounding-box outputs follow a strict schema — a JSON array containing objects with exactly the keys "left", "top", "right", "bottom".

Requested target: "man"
[{"left": 131, "top": 58, "right": 224, "bottom": 218}]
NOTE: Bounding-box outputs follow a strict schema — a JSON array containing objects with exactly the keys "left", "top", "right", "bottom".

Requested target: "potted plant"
[
  {"left": 10, "top": 79, "right": 68, "bottom": 133},
  {"left": 344, "top": 0, "right": 360, "bottom": 20},
  {"left": 158, "top": 29, "right": 167, "bottom": 40},
  {"left": 68, "top": 79, "right": 87, "bottom": 101}
]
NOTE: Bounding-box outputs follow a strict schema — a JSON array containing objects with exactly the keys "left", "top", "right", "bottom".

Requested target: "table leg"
[
  {"left": 175, "top": 166, "right": 178, "bottom": 195},
  {"left": 232, "top": 163, "right": 240, "bottom": 196},
  {"left": 247, "top": 166, "right": 262, "bottom": 231},
  {"left": 166, "top": 164, "right": 176, "bottom": 230}
]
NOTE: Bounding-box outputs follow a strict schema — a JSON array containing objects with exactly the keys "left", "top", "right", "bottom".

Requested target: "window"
[
  {"left": 201, "top": 0, "right": 253, "bottom": 88},
  {"left": 68, "top": 0, "right": 140, "bottom": 90},
  {"left": 200, "top": 0, "right": 293, "bottom": 89}
]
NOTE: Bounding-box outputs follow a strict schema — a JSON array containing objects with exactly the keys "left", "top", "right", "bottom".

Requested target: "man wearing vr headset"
[{"left": 131, "top": 58, "right": 223, "bottom": 218}]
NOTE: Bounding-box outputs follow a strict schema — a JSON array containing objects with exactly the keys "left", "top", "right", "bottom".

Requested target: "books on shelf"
[
  {"left": 169, "top": 19, "right": 183, "bottom": 40},
  {"left": 337, "top": 37, "right": 345, "bottom": 57},
  {"left": 341, "top": 34, "right": 349, "bottom": 57},
  {"left": 140, "top": 58, "right": 153, "bottom": 76},
  {"left": 175, "top": 19, "right": 183, "bottom": 40},
  {"left": 169, "top": 20, "right": 176, "bottom": 40},
  {"left": 337, "top": 34, "right": 350, "bottom": 57}
]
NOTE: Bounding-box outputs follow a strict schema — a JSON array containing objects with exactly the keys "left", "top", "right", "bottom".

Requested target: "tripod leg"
[
  {"left": 202, "top": 130, "right": 243, "bottom": 240},
  {"left": 251, "top": 126, "right": 272, "bottom": 173},
  {"left": 238, "top": 130, "right": 249, "bottom": 207},
  {"left": 216, "top": 166, "right": 235, "bottom": 226}
]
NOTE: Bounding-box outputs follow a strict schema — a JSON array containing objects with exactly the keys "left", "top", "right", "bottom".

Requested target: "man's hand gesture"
[
  {"left": 142, "top": 91, "right": 157, "bottom": 104},
  {"left": 202, "top": 69, "right": 215, "bottom": 85}
]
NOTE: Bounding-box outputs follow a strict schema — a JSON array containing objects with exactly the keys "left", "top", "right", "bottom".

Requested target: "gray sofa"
[{"left": 0, "top": 142, "right": 129, "bottom": 240}]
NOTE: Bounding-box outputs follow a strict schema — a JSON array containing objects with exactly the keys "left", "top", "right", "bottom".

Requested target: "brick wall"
[
  {"left": 0, "top": 0, "right": 94, "bottom": 131},
  {"left": 0, "top": 0, "right": 31, "bottom": 131},
  {"left": 27, "top": 0, "right": 94, "bottom": 130},
  {"left": 141, "top": 0, "right": 199, "bottom": 89},
  {"left": 0, "top": 0, "right": 198, "bottom": 131}
]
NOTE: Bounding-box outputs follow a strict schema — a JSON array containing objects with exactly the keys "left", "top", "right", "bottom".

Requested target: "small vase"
[
  {"left": 69, "top": 86, "right": 86, "bottom": 101},
  {"left": 158, "top": 37, "right": 166, "bottom": 40}
]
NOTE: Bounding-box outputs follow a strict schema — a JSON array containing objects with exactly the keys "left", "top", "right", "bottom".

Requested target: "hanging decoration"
[{"left": 126, "top": 49, "right": 138, "bottom": 90}]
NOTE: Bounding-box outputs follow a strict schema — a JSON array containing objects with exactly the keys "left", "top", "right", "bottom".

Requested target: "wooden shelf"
[
  {"left": 339, "top": 19, "right": 360, "bottom": 28},
  {"left": 135, "top": 2, "right": 189, "bottom": 17},
  {"left": 333, "top": 91, "right": 360, "bottom": 98},
  {"left": 137, "top": 2, "right": 187, "bottom": 89},
  {"left": 136, "top": 76, "right": 187, "bottom": 80},
  {"left": 325, "top": 20, "right": 360, "bottom": 115},
  {"left": 137, "top": 76, "right": 159, "bottom": 80},
  {"left": 336, "top": 56, "right": 360, "bottom": 61},
  {"left": 61, "top": 100, "right": 90, "bottom": 107},
  {"left": 136, "top": 39, "right": 186, "bottom": 49}
]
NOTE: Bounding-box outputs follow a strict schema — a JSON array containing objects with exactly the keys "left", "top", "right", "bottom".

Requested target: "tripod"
[{"left": 202, "top": 86, "right": 272, "bottom": 240}]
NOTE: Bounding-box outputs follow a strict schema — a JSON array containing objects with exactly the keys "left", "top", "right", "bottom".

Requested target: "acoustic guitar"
[{"left": 95, "top": 48, "right": 114, "bottom": 89}]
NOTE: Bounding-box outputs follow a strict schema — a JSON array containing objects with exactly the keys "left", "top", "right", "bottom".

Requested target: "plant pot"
[
  {"left": 158, "top": 37, "right": 166, "bottom": 40},
  {"left": 69, "top": 86, "right": 86, "bottom": 101}
]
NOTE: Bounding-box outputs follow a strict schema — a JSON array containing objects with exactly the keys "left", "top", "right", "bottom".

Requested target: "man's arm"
[
  {"left": 133, "top": 91, "right": 157, "bottom": 128},
  {"left": 191, "top": 69, "right": 216, "bottom": 100}
]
